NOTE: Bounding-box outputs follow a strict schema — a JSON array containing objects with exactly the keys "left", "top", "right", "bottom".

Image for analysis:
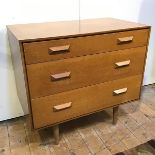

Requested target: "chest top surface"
[{"left": 7, "top": 18, "right": 149, "bottom": 42}]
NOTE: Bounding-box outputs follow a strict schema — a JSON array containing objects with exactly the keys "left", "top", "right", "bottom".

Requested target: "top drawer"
[{"left": 23, "top": 29, "right": 149, "bottom": 64}]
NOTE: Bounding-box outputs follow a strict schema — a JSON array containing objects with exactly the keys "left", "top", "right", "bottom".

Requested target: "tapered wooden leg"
[
  {"left": 53, "top": 125, "right": 59, "bottom": 145},
  {"left": 113, "top": 106, "right": 119, "bottom": 125}
]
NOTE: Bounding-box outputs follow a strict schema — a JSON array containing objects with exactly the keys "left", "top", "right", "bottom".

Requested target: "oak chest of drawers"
[{"left": 7, "top": 18, "right": 150, "bottom": 144}]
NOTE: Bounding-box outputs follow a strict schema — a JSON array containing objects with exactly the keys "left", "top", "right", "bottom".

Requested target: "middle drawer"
[{"left": 26, "top": 46, "right": 146, "bottom": 99}]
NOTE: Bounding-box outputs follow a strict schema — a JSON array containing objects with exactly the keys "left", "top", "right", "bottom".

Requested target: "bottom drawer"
[{"left": 31, "top": 75, "right": 142, "bottom": 129}]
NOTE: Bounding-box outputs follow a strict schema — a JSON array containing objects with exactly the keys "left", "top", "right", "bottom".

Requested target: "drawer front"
[
  {"left": 26, "top": 46, "right": 146, "bottom": 99},
  {"left": 31, "top": 75, "right": 142, "bottom": 129},
  {"left": 23, "top": 29, "right": 149, "bottom": 64}
]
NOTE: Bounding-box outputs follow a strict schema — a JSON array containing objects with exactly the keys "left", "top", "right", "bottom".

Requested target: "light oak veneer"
[{"left": 7, "top": 18, "right": 151, "bottom": 144}]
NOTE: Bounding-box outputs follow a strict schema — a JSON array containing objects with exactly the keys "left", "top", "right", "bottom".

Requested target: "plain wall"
[{"left": 0, "top": 0, "right": 154, "bottom": 121}]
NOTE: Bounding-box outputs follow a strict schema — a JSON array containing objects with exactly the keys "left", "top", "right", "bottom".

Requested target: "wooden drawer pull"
[
  {"left": 51, "top": 71, "right": 71, "bottom": 81},
  {"left": 117, "top": 36, "right": 133, "bottom": 44},
  {"left": 53, "top": 102, "right": 72, "bottom": 111},
  {"left": 115, "top": 60, "right": 130, "bottom": 68},
  {"left": 113, "top": 88, "right": 127, "bottom": 95},
  {"left": 48, "top": 45, "right": 70, "bottom": 55}
]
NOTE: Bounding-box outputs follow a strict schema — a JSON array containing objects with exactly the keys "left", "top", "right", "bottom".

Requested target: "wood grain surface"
[
  {"left": 7, "top": 18, "right": 150, "bottom": 41},
  {"left": 31, "top": 75, "right": 142, "bottom": 129},
  {"left": 7, "top": 18, "right": 151, "bottom": 135},
  {"left": 26, "top": 46, "right": 146, "bottom": 99},
  {"left": 23, "top": 29, "right": 149, "bottom": 64}
]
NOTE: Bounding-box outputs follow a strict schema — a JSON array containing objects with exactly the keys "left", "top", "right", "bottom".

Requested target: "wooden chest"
[{"left": 7, "top": 18, "right": 150, "bottom": 144}]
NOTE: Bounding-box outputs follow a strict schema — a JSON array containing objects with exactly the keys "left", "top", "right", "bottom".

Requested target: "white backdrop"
[{"left": 0, "top": 0, "right": 155, "bottom": 121}]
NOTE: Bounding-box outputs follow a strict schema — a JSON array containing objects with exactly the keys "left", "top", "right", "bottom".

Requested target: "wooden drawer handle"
[
  {"left": 117, "top": 36, "right": 133, "bottom": 44},
  {"left": 113, "top": 88, "right": 127, "bottom": 95},
  {"left": 48, "top": 45, "right": 70, "bottom": 55},
  {"left": 115, "top": 60, "right": 130, "bottom": 68},
  {"left": 53, "top": 102, "right": 72, "bottom": 111},
  {"left": 51, "top": 71, "right": 71, "bottom": 81}
]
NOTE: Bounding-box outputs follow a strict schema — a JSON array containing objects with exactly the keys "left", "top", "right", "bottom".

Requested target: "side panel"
[{"left": 7, "top": 29, "right": 29, "bottom": 115}]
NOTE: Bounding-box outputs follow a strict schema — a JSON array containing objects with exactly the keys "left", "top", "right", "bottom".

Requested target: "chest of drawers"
[{"left": 7, "top": 18, "right": 150, "bottom": 144}]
